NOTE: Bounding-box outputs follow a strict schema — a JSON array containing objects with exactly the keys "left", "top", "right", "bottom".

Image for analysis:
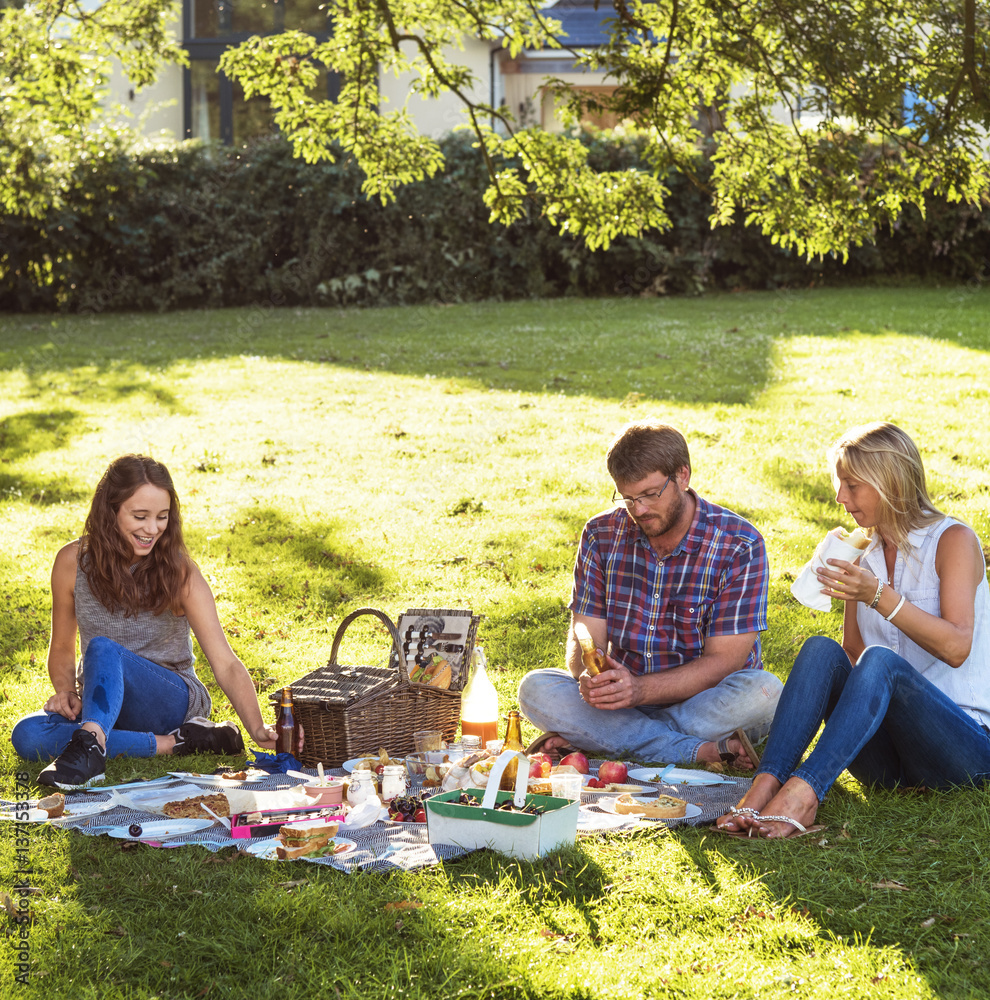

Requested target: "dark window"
[{"left": 183, "top": 0, "right": 336, "bottom": 143}]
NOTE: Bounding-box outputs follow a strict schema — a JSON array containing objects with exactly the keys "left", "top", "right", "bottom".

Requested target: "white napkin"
[
  {"left": 341, "top": 795, "right": 388, "bottom": 829},
  {"left": 791, "top": 528, "right": 869, "bottom": 611}
]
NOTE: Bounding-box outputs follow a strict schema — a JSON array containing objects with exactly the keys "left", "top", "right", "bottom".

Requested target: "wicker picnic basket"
[{"left": 272, "top": 607, "right": 476, "bottom": 768}]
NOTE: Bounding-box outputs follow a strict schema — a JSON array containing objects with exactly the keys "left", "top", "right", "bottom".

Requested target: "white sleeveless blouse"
[{"left": 858, "top": 517, "right": 990, "bottom": 729}]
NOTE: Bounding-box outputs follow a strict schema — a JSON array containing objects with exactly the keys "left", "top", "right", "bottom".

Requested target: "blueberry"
[{"left": 128, "top": 824, "right": 143, "bottom": 837}]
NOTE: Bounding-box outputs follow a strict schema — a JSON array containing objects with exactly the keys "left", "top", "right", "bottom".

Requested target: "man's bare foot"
[
  {"left": 750, "top": 777, "right": 820, "bottom": 839},
  {"left": 524, "top": 732, "right": 582, "bottom": 757},
  {"left": 714, "top": 773, "right": 782, "bottom": 835},
  {"left": 697, "top": 737, "right": 755, "bottom": 770}
]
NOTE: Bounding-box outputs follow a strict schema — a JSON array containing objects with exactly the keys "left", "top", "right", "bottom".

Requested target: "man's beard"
[{"left": 631, "top": 485, "right": 686, "bottom": 538}]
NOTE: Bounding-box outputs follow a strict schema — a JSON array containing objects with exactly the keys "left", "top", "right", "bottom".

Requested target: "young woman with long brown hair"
[
  {"left": 717, "top": 422, "right": 990, "bottom": 838},
  {"left": 12, "top": 455, "right": 283, "bottom": 789}
]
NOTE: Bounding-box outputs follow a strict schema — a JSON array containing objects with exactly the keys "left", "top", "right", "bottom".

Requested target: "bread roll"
[{"left": 38, "top": 793, "right": 65, "bottom": 818}]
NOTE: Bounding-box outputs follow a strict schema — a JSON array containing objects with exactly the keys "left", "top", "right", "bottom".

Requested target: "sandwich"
[
  {"left": 275, "top": 820, "right": 343, "bottom": 860},
  {"left": 614, "top": 793, "right": 687, "bottom": 818},
  {"left": 574, "top": 622, "right": 603, "bottom": 676},
  {"left": 410, "top": 654, "right": 453, "bottom": 688}
]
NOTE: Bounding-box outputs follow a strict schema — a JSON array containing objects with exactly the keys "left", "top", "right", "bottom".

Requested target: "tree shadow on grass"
[
  {"left": 0, "top": 409, "right": 88, "bottom": 461},
  {"left": 184, "top": 506, "right": 395, "bottom": 680},
  {"left": 0, "top": 552, "right": 50, "bottom": 681},
  {"left": 1, "top": 299, "right": 779, "bottom": 406},
  {"left": 3, "top": 288, "right": 990, "bottom": 410},
  {"left": 0, "top": 409, "right": 93, "bottom": 506},
  {"left": 444, "top": 844, "right": 612, "bottom": 941},
  {"left": 16, "top": 356, "right": 185, "bottom": 412},
  {"left": 0, "top": 469, "right": 90, "bottom": 507}
]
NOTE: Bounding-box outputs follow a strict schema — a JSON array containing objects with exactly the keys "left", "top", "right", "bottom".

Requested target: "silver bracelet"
[
  {"left": 868, "top": 579, "right": 884, "bottom": 609},
  {"left": 885, "top": 595, "right": 907, "bottom": 622}
]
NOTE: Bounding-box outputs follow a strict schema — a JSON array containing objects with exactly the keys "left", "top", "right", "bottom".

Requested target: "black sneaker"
[
  {"left": 170, "top": 717, "right": 244, "bottom": 756},
  {"left": 38, "top": 730, "right": 107, "bottom": 789}
]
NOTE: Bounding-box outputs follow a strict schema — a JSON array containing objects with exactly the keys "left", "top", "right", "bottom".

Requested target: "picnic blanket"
[{"left": 1, "top": 761, "right": 751, "bottom": 874}]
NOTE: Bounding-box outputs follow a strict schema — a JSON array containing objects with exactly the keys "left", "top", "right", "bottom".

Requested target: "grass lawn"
[{"left": 1, "top": 285, "right": 989, "bottom": 999}]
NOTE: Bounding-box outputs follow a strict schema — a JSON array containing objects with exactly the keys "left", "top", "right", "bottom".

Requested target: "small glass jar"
[
  {"left": 348, "top": 769, "right": 376, "bottom": 806},
  {"left": 460, "top": 735, "right": 481, "bottom": 752},
  {"left": 380, "top": 764, "right": 408, "bottom": 802}
]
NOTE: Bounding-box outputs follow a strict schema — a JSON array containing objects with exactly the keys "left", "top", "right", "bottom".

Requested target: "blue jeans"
[
  {"left": 11, "top": 636, "right": 190, "bottom": 760},
  {"left": 517, "top": 667, "right": 782, "bottom": 763},
  {"left": 759, "top": 636, "right": 990, "bottom": 800}
]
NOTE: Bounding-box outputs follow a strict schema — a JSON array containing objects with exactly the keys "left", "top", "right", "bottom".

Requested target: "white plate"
[
  {"left": 597, "top": 797, "right": 703, "bottom": 822},
  {"left": 245, "top": 836, "right": 357, "bottom": 860},
  {"left": 106, "top": 818, "right": 215, "bottom": 840},
  {"left": 0, "top": 807, "right": 49, "bottom": 823},
  {"left": 576, "top": 807, "right": 637, "bottom": 832},
  {"left": 581, "top": 775, "right": 654, "bottom": 795},
  {"left": 342, "top": 758, "right": 374, "bottom": 773},
  {"left": 341, "top": 757, "right": 401, "bottom": 773},
  {"left": 627, "top": 767, "right": 725, "bottom": 786},
  {"left": 168, "top": 771, "right": 266, "bottom": 785},
  {"left": 56, "top": 799, "right": 118, "bottom": 821},
  {"left": 0, "top": 798, "right": 115, "bottom": 823}
]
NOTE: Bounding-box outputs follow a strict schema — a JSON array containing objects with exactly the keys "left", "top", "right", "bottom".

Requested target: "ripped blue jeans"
[{"left": 11, "top": 636, "right": 189, "bottom": 760}]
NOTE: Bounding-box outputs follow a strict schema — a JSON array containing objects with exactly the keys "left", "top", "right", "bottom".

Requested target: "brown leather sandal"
[{"left": 717, "top": 729, "right": 761, "bottom": 768}]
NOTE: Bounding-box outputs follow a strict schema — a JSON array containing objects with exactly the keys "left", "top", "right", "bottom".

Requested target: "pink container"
[{"left": 303, "top": 778, "right": 345, "bottom": 806}]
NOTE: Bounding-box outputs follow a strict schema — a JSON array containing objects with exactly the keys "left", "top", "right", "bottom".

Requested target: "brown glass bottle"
[
  {"left": 498, "top": 710, "right": 526, "bottom": 791},
  {"left": 275, "top": 686, "right": 295, "bottom": 755}
]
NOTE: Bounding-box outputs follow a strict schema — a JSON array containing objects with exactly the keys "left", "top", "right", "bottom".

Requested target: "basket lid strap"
[{"left": 327, "top": 607, "right": 405, "bottom": 684}]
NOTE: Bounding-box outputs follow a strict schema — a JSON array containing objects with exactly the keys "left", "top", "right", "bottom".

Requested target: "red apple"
[
  {"left": 528, "top": 752, "right": 552, "bottom": 777},
  {"left": 597, "top": 760, "right": 628, "bottom": 784},
  {"left": 559, "top": 752, "right": 589, "bottom": 774}
]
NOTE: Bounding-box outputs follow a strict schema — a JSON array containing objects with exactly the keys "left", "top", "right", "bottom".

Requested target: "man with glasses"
[{"left": 518, "top": 420, "right": 782, "bottom": 766}]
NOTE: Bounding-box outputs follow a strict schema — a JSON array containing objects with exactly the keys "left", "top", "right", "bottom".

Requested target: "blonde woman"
[{"left": 717, "top": 422, "right": 990, "bottom": 839}]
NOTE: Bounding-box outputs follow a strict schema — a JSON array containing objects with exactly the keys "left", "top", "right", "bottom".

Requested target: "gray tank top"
[{"left": 74, "top": 554, "right": 212, "bottom": 723}]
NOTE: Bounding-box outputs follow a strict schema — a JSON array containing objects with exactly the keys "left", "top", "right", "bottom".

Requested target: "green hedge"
[{"left": 1, "top": 133, "right": 988, "bottom": 313}]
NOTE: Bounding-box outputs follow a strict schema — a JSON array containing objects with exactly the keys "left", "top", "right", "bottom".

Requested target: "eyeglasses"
[{"left": 612, "top": 476, "right": 672, "bottom": 510}]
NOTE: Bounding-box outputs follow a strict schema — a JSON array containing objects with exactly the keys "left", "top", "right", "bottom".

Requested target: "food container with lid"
[{"left": 381, "top": 764, "right": 408, "bottom": 802}]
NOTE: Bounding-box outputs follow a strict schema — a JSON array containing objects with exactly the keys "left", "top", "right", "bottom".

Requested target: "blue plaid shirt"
[{"left": 569, "top": 490, "right": 768, "bottom": 680}]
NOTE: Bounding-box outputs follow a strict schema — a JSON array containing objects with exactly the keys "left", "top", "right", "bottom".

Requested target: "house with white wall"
[{"left": 116, "top": 0, "right": 617, "bottom": 145}]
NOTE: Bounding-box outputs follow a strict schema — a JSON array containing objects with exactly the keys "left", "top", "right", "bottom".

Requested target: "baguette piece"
[
  {"left": 614, "top": 793, "right": 686, "bottom": 818},
  {"left": 426, "top": 659, "right": 452, "bottom": 689},
  {"left": 574, "top": 622, "right": 603, "bottom": 676}
]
